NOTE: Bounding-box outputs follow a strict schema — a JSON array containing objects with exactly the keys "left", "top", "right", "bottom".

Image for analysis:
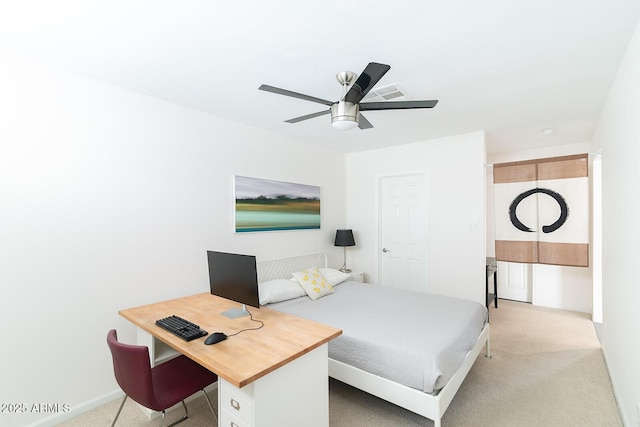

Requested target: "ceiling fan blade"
[
  {"left": 343, "top": 62, "right": 391, "bottom": 105},
  {"left": 358, "top": 113, "right": 374, "bottom": 130},
  {"left": 285, "top": 109, "right": 330, "bottom": 123},
  {"left": 359, "top": 100, "right": 438, "bottom": 110},
  {"left": 259, "top": 84, "right": 334, "bottom": 106}
]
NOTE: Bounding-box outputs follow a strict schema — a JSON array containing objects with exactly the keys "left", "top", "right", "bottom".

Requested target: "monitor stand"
[{"left": 221, "top": 304, "right": 250, "bottom": 319}]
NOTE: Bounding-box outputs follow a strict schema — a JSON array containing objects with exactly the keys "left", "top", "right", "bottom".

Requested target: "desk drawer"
[
  {"left": 220, "top": 408, "right": 250, "bottom": 427},
  {"left": 220, "top": 383, "right": 253, "bottom": 425}
]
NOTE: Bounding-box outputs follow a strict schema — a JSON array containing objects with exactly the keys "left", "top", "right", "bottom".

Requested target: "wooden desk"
[{"left": 120, "top": 293, "right": 342, "bottom": 427}]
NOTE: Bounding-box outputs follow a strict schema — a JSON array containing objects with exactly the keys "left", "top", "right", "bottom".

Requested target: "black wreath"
[{"left": 509, "top": 188, "right": 568, "bottom": 233}]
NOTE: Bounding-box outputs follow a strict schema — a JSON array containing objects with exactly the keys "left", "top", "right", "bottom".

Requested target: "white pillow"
[
  {"left": 292, "top": 268, "right": 335, "bottom": 301},
  {"left": 319, "top": 268, "right": 352, "bottom": 286},
  {"left": 258, "top": 279, "right": 306, "bottom": 305}
]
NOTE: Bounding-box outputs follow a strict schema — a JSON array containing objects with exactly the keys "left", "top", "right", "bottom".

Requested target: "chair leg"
[
  {"left": 201, "top": 389, "right": 218, "bottom": 423},
  {"left": 164, "top": 401, "right": 189, "bottom": 427},
  {"left": 110, "top": 395, "right": 128, "bottom": 427},
  {"left": 159, "top": 391, "right": 216, "bottom": 427}
]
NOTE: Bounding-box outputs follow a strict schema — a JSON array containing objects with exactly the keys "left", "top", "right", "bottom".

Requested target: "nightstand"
[{"left": 350, "top": 272, "right": 364, "bottom": 283}]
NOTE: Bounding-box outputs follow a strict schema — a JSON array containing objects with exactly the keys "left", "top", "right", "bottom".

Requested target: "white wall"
[
  {"left": 486, "top": 142, "right": 594, "bottom": 313},
  {"left": 345, "top": 132, "right": 486, "bottom": 305},
  {"left": 591, "top": 19, "right": 640, "bottom": 427},
  {"left": 0, "top": 55, "right": 346, "bottom": 427}
]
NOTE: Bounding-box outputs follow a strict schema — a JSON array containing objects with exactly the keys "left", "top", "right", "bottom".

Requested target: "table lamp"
[{"left": 334, "top": 229, "right": 356, "bottom": 273}]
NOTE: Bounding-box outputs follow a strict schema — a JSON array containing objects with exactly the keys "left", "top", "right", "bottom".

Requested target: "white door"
[
  {"left": 497, "top": 261, "right": 532, "bottom": 302},
  {"left": 378, "top": 173, "right": 428, "bottom": 293}
]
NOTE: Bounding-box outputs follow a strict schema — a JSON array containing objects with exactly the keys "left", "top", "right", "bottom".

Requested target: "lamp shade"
[{"left": 334, "top": 229, "right": 355, "bottom": 247}]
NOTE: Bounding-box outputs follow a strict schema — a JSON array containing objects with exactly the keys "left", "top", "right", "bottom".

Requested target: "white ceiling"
[{"left": 1, "top": 0, "right": 638, "bottom": 154}]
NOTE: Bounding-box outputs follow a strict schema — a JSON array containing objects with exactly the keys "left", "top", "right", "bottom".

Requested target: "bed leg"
[
  {"left": 485, "top": 334, "right": 491, "bottom": 358},
  {"left": 434, "top": 417, "right": 442, "bottom": 427}
]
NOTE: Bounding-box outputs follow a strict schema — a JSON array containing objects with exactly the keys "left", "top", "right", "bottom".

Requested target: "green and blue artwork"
[{"left": 234, "top": 176, "right": 320, "bottom": 232}]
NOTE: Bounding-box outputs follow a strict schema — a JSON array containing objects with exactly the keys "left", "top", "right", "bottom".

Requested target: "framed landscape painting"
[{"left": 234, "top": 176, "right": 321, "bottom": 233}]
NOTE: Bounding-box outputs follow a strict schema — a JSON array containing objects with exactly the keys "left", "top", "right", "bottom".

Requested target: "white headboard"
[{"left": 256, "top": 252, "right": 327, "bottom": 282}]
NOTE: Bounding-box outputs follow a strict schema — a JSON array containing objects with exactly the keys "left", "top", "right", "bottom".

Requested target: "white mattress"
[{"left": 268, "top": 281, "right": 487, "bottom": 394}]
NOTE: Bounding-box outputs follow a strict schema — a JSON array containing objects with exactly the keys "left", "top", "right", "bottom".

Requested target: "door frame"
[{"left": 375, "top": 170, "right": 429, "bottom": 291}]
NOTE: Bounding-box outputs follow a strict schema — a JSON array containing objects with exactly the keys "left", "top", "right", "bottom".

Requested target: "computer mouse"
[{"left": 204, "top": 332, "right": 227, "bottom": 345}]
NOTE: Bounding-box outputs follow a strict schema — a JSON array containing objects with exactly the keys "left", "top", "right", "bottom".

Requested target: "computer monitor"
[{"left": 206, "top": 251, "right": 260, "bottom": 319}]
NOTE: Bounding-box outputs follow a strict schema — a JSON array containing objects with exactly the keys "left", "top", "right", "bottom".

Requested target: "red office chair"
[{"left": 107, "top": 329, "right": 218, "bottom": 427}]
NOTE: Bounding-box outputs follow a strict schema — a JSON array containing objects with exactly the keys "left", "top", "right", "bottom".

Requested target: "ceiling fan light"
[
  {"left": 331, "top": 102, "right": 359, "bottom": 130},
  {"left": 331, "top": 117, "right": 359, "bottom": 130}
]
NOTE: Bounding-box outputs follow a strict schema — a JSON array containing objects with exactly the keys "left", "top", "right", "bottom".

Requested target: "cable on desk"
[{"left": 225, "top": 308, "right": 264, "bottom": 337}]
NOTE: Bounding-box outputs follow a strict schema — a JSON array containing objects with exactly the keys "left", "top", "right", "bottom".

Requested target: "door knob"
[{"left": 382, "top": 248, "right": 391, "bottom": 253}]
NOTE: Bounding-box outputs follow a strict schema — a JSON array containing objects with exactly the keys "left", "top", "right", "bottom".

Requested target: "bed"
[{"left": 256, "top": 252, "right": 490, "bottom": 427}]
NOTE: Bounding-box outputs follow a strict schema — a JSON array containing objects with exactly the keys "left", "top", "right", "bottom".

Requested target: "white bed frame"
[{"left": 257, "top": 252, "right": 490, "bottom": 427}]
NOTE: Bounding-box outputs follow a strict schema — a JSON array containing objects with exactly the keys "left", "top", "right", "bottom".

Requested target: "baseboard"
[
  {"left": 23, "top": 383, "right": 218, "bottom": 426},
  {"left": 600, "top": 345, "right": 630, "bottom": 427},
  {"left": 24, "top": 389, "right": 123, "bottom": 427}
]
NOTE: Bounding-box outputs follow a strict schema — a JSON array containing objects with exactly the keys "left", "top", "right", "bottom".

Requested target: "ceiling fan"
[{"left": 259, "top": 62, "right": 438, "bottom": 130}]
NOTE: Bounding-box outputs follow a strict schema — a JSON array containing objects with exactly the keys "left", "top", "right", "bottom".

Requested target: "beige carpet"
[{"left": 60, "top": 300, "right": 621, "bottom": 426}]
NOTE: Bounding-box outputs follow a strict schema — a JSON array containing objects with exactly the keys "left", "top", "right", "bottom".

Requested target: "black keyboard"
[{"left": 155, "top": 315, "right": 208, "bottom": 341}]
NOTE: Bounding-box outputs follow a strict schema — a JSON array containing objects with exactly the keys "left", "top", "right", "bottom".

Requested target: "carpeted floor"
[{"left": 59, "top": 299, "right": 621, "bottom": 426}]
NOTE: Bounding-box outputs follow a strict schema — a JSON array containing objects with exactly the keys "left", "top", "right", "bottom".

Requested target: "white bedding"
[{"left": 268, "top": 281, "right": 487, "bottom": 394}]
